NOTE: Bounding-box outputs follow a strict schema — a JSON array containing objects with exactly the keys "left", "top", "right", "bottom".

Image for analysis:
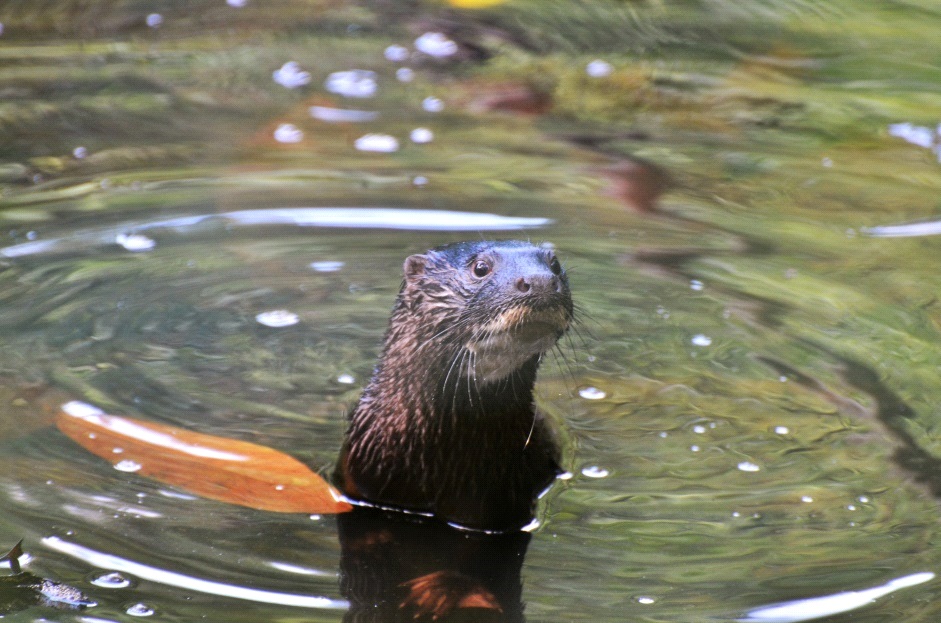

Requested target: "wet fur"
[{"left": 335, "top": 241, "right": 573, "bottom": 530}]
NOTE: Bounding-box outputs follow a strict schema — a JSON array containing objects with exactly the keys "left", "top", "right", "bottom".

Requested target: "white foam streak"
[
  {"left": 739, "top": 572, "right": 934, "bottom": 623},
  {"left": 43, "top": 537, "right": 348, "bottom": 610}
]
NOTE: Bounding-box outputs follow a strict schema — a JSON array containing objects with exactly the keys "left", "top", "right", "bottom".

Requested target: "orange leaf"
[{"left": 56, "top": 401, "right": 351, "bottom": 515}]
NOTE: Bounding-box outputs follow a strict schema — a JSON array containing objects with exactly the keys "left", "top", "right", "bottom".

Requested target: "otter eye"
[
  {"left": 548, "top": 255, "right": 562, "bottom": 275},
  {"left": 472, "top": 260, "right": 492, "bottom": 278}
]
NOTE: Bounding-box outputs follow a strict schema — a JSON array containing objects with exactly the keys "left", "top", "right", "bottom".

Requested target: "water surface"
[{"left": 2, "top": 1, "right": 941, "bottom": 621}]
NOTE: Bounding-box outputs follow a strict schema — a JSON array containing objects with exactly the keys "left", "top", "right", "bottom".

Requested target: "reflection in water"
[
  {"left": 739, "top": 572, "right": 934, "bottom": 623},
  {"left": 338, "top": 508, "right": 529, "bottom": 623},
  {"left": 42, "top": 537, "right": 348, "bottom": 610},
  {"left": 0, "top": 208, "right": 553, "bottom": 258}
]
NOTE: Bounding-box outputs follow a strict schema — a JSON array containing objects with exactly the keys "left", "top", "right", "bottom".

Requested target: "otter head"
[{"left": 398, "top": 240, "right": 573, "bottom": 385}]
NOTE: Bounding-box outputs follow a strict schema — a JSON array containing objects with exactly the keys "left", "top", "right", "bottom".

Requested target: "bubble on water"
[
  {"left": 415, "top": 32, "right": 458, "bottom": 58},
  {"left": 847, "top": 504, "right": 857, "bottom": 511},
  {"left": 126, "top": 602, "right": 155, "bottom": 616},
  {"left": 690, "top": 279, "right": 704, "bottom": 291},
  {"left": 801, "top": 495, "right": 814, "bottom": 503},
  {"left": 691, "top": 334, "right": 712, "bottom": 346},
  {"left": 273, "top": 123, "right": 303, "bottom": 143},
  {"left": 337, "top": 374, "right": 355, "bottom": 384},
  {"left": 116, "top": 233, "right": 156, "bottom": 252},
  {"left": 858, "top": 496, "right": 870, "bottom": 503},
  {"left": 272, "top": 61, "right": 311, "bottom": 89},
  {"left": 384, "top": 44, "right": 409, "bottom": 62},
  {"left": 581, "top": 466, "right": 610, "bottom": 478},
  {"left": 325, "top": 70, "right": 377, "bottom": 98},
  {"left": 396, "top": 67, "right": 415, "bottom": 82},
  {"left": 737, "top": 461, "right": 760, "bottom": 472},
  {"left": 692, "top": 425, "right": 706, "bottom": 434},
  {"left": 92, "top": 572, "right": 133, "bottom": 588},
  {"left": 658, "top": 431, "right": 668, "bottom": 438},
  {"left": 774, "top": 425, "right": 790, "bottom": 434},
  {"left": 637, "top": 596, "right": 655, "bottom": 605},
  {"left": 146, "top": 13, "right": 162, "bottom": 28},
  {"left": 354, "top": 134, "right": 399, "bottom": 152},
  {"left": 586, "top": 59, "right": 613, "bottom": 77},
  {"left": 422, "top": 96, "right": 444, "bottom": 112},
  {"left": 410, "top": 128, "right": 434, "bottom": 144},
  {"left": 310, "top": 260, "right": 344, "bottom": 272},
  {"left": 413, "top": 175, "right": 429, "bottom": 186},
  {"left": 256, "top": 310, "right": 299, "bottom": 328},
  {"left": 578, "top": 386, "right": 606, "bottom": 400},
  {"left": 73, "top": 146, "right": 88, "bottom": 159},
  {"left": 114, "top": 460, "right": 142, "bottom": 473},
  {"left": 227, "top": 0, "right": 248, "bottom": 6},
  {"left": 309, "top": 106, "right": 378, "bottom": 123},
  {"left": 690, "top": 445, "right": 700, "bottom": 452}
]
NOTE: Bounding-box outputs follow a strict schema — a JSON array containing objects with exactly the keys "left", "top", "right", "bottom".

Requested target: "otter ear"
[{"left": 403, "top": 254, "right": 429, "bottom": 283}]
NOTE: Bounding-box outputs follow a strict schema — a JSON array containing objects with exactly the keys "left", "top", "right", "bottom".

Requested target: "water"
[{"left": 2, "top": 0, "right": 941, "bottom": 621}]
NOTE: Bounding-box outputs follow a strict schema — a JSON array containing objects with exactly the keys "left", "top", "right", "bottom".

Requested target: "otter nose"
[{"left": 515, "top": 274, "right": 560, "bottom": 294}]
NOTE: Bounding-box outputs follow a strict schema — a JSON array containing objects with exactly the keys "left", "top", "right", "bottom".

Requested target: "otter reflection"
[{"left": 338, "top": 508, "right": 531, "bottom": 623}]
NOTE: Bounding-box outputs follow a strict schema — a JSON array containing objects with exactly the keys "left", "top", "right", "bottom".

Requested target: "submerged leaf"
[{"left": 56, "top": 401, "right": 351, "bottom": 514}]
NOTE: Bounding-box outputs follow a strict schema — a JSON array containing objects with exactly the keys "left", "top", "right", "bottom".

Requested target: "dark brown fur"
[{"left": 335, "top": 240, "right": 573, "bottom": 530}]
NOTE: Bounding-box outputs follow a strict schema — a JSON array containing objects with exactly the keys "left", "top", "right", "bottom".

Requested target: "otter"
[{"left": 335, "top": 240, "right": 573, "bottom": 531}]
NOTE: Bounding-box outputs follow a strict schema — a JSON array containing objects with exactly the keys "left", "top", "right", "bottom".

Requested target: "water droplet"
[
  {"left": 422, "top": 96, "right": 444, "bottom": 112},
  {"left": 146, "top": 13, "right": 162, "bottom": 28},
  {"left": 557, "top": 471, "right": 573, "bottom": 481},
  {"left": 414, "top": 32, "right": 458, "bottom": 58},
  {"left": 737, "top": 461, "right": 760, "bottom": 472},
  {"left": 73, "top": 146, "right": 87, "bottom": 159},
  {"left": 354, "top": 134, "right": 399, "bottom": 152},
  {"left": 384, "top": 44, "right": 409, "bottom": 62},
  {"left": 227, "top": 0, "right": 248, "bottom": 7},
  {"left": 272, "top": 61, "right": 311, "bottom": 89},
  {"left": 578, "top": 386, "right": 606, "bottom": 400},
  {"left": 92, "top": 572, "right": 133, "bottom": 588},
  {"left": 779, "top": 375, "right": 788, "bottom": 382},
  {"left": 586, "top": 59, "right": 613, "bottom": 77},
  {"left": 581, "top": 466, "right": 609, "bottom": 478},
  {"left": 690, "top": 445, "right": 700, "bottom": 452},
  {"left": 112, "top": 447, "right": 124, "bottom": 454},
  {"left": 732, "top": 511, "right": 741, "bottom": 517},
  {"left": 273, "top": 123, "right": 303, "bottom": 143},
  {"left": 114, "top": 460, "right": 142, "bottom": 473},
  {"left": 325, "top": 70, "right": 377, "bottom": 98},
  {"left": 637, "top": 596, "right": 655, "bottom": 605},
  {"left": 801, "top": 495, "right": 813, "bottom": 503},
  {"left": 658, "top": 431, "right": 668, "bottom": 438},
  {"left": 692, "top": 425, "right": 706, "bottom": 434},
  {"left": 774, "top": 425, "right": 790, "bottom": 435},
  {"left": 310, "top": 260, "right": 344, "bottom": 272},
  {"left": 858, "top": 496, "right": 870, "bottom": 503},
  {"left": 126, "top": 602, "right": 155, "bottom": 616},
  {"left": 336, "top": 374, "right": 356, "bottom": 385},
  {"left": 396, "top": 67, "right": 415, "bottom": 82},
  {"left": 410, "top": 128, "right": 434, "bottom": 144},
  {"left": 275, "top": 484, "right": 285, "bottom": 491},
  {"left": 256, "top": 310, "right": 299, "bottom": 328},
  {"left": 690, "top": 279, "right": 704, "bottom": 291},
  {"left": 847, "top": 504, "right": 857, "bottom": 511},
  {"left": 309, "top": 514, "right": 321, "bottom": 520},
  {"left": 691, "top": 334, "right": 712, "bottom": 346},
  {"left": 116, "top": 233, "right": 156, "bottom": 252},
  {"left": 413, "top": 175, "right": 429, "bottom": 186}
]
